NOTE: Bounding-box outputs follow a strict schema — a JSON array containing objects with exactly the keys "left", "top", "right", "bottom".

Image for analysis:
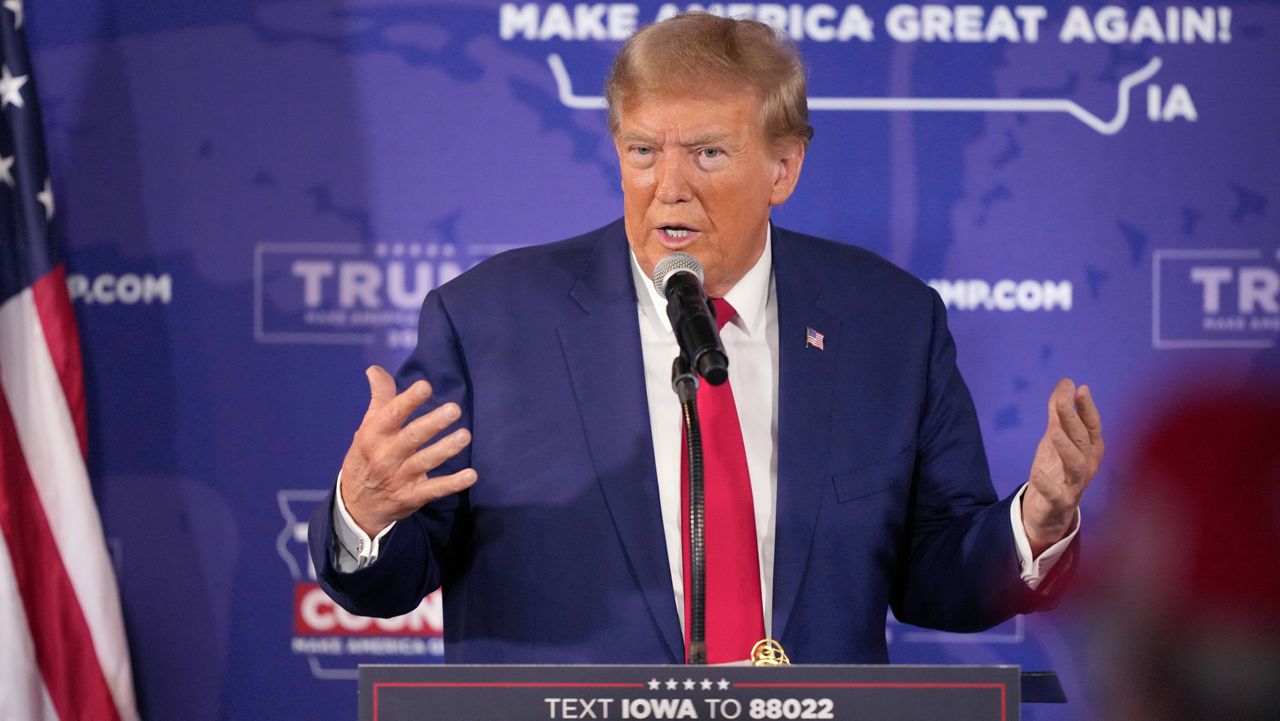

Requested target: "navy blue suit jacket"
[{"left": 310, "top": 219, "right": 1071, "bottom": 663}]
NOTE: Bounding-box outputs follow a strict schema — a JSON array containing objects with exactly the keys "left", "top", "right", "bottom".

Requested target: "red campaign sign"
[{"left": 294, "top": 583, "right": 443, "bottom": 637}]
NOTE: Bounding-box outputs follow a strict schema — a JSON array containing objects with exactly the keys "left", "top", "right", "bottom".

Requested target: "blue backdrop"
[{"left": 22, "top": 1, "right": 1279, "bottom": 719}]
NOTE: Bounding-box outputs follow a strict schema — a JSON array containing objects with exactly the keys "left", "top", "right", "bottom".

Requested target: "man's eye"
[
  {"left": 633, "top": 146, "right": 652, "bottom": 155},
  {"left": 700, "top": 148, "right": 722, "bottom": 158}
]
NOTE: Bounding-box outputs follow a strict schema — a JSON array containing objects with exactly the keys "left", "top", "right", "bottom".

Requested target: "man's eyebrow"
[
  {"left": 615, "top": 131, "right": 731, "bottom": 146},
  {"left": 617, "top": 132, "right": 657, "bottom": 145},
  {"left": 679, "top": 132, "right": 729, "bottom": 147}
]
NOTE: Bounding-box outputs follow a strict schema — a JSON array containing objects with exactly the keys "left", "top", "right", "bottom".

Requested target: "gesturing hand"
[
  {"left": 1023, "top": 378, "right": 1104, "bottom": 556},
  {"left": 340, "top": 365, "right": 477, "bottom": 538}
]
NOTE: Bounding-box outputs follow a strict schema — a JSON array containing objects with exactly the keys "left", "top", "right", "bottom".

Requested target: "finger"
[
  {"left": 400, "top": 428, "right": 471, "bottom": 478},
  {"left": 1049, "top": 427, "right": 1088, "bottom": 483},
  {"left": 406, "top": 468, "right": 478, "bottom": 506},
  {"left": 391, "top": 407, "right": 465, "bottom": 461},
  {"left": 365, "top": 365, "right": 397, "bottom": 415},
  {"left": 372, "top": 378, "right": 434, "bottom": 433},
  {"left": 1056, "top": 391, "right": 1092, "bottom": 453},
  {"left": 1045, "top": 378, "right": 1076, "bottom": 430},
  {"left": 1076, "top": 384, "right": 1104, "bottom": 445},
  {"left": 1076, "top": 385, "right": 1105, "bottom": 476}
]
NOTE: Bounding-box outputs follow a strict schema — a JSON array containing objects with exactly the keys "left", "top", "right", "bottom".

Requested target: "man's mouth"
[{"left": 658, "top": 225, "right": 699, "bottom": 242}]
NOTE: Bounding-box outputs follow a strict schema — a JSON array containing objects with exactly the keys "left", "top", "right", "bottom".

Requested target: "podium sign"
[{"left": 359, "top": 664, "right": 1021, "bottom": 721}]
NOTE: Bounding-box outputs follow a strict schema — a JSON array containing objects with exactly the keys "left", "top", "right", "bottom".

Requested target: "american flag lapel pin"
[{"left": 805, "top": 326, "right": 825, "bottom": 350}]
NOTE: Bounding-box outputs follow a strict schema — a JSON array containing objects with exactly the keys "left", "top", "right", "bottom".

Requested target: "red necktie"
[{"left": 681, "top": 297, "right": 765, "bottom": 664}]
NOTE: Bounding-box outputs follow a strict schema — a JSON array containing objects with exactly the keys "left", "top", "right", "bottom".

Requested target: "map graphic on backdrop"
[
  {"left": 548, "top": 52, "right": 1169, "bottom": 134},
  {"left": 524, "top": 2, "right": 1219, "bottom": 133},
  {"left": 21, "top": 1, "right": 1276, "bottom": 719}
]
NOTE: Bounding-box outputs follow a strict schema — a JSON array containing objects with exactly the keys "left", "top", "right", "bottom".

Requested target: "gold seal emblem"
[{"left": 749, "top": 639, "right": 791, "bottom": 666}]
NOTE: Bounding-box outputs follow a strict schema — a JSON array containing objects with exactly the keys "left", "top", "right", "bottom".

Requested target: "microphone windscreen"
[{"left": 652, "top": 252, "right": 703, "bottom": 295}]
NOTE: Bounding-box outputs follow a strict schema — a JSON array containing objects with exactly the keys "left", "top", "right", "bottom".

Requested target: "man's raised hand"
[
  {"left": 340, "top": 365, "right": 476, "bottom": 538},
  {"left": 1023, "top": 378, "right": 1104, "bottom": 556}
]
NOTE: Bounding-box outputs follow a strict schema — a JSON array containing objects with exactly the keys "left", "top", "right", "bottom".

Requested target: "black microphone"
[{"left": 652, "top": 252, "right": 729, "bottom": 386}]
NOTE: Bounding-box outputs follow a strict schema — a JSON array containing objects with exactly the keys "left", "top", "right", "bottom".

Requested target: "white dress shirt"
[{"left": 333, "top": 229, "right": 1079, "bottom": 630}]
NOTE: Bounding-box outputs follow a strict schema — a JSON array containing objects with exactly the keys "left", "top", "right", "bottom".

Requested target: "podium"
[{"left": 359, "top": 664, "right": 1057, "bottom": 721}]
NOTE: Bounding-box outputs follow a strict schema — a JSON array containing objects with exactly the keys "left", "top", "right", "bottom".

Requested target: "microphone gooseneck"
[
  {"left": 671, "top": 355, "right": 706, "bottom": 665},
  {"left": 652, "top": 252, "right": 729, "bottom": 386}
]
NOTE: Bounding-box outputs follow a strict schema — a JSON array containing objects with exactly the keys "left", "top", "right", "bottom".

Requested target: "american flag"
[
  {"left": 0, "top": 5, "right": 139, "bottom": 721},
  {"left": 805, "top": 326, "right": 825, "bottom": 350}
]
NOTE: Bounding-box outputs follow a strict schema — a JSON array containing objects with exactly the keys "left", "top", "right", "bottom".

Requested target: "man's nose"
[{"left": 654, "top": 155, "right": 693, "bottom": 204}]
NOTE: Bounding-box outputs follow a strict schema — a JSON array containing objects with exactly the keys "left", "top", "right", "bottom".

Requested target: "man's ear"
[{"left": 769, "top": 140, "right": 806, "bottom": 206}]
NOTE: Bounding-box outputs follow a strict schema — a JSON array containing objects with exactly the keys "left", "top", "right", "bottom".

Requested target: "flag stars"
[
  {"left": 0, "top": 64, "right": 26, "bottom": 108},
  {"left": 664, "top": 679, "right": 678, "bottom": 690},
  {"left": 717, "top": 679, "right": 731, "bottom": 690},
  {"left": 647, "top": 678, "right": 661, "bottom": 690},
  {"left": 700, "top": 679, "right": 713, "bottom": 691},
  {"left": 37, "top": 178, "right": 53, "bottom": 220},
  {"left": 683, "top": 679, "right": 696, "bottom": 690}
]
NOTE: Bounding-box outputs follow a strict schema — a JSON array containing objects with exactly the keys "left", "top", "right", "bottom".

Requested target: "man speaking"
[{"left": 309, "top": 13, "right": 1103, "bottom": 665}]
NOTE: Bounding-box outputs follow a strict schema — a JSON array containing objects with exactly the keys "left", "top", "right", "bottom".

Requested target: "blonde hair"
[{"left": 605, "top": 13, "right": 814, "bottom": 148}]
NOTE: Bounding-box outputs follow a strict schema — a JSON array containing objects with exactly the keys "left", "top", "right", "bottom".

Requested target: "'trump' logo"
[
  {"left": 1153, "top": 249, "right": 1280, "bottom": 349},
  {"left": 254, "top": 241, "right": 469, "bottom": 349}
]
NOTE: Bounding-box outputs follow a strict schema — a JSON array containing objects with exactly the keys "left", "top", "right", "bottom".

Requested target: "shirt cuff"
[
  {"left": 1009, "top": 483, "right": 1080, "bottom": 591},
  {"left": 331, "top": 471, "right": 395, "bottom": 573}
]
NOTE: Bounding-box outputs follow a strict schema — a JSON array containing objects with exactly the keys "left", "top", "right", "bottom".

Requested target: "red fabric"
[
  {"left": 1133, "top": 390, "right": 1280, "bottom": 624},
  {"left": 681, "top": 298, "right": 765, "bottom": 664},
  {"left": 31, "top": 264, "right": 88, "bottom": 457},
  {"left": 0, "top": 384, "right": 123, "bottom": 721}
]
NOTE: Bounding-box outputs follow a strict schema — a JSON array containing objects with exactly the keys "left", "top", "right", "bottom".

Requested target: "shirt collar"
[{"left": 630, "top": 225, "right": 773, "bottom": 338}]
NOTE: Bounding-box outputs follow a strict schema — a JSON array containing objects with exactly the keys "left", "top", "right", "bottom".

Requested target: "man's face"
[{"left": 614, "top": 86, "right": 805, "bottom": 298}]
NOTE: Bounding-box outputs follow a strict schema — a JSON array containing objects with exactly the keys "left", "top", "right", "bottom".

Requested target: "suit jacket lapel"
[
  {"left": 557, "top": 223, "right": 684, "bottom": 662},
  {"left": 771, "top": 227, "right": 840, "bottom": 643}
]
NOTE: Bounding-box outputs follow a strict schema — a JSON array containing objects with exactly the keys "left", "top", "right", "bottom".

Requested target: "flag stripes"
[
  {"left": 0, "top": 5, "right": 137, "bottom": 719},
  {"left": 0, "top": 382, "right": 123, "bottom": 721},
  {"left": 30, "top": 266, "right": 88, "bottom": 454},
  {"left": 0, "top": 275, "right": 138, "bottom": 720},
  {"left": 0, "top": 529, "right": 60, "bottom": 720}
]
